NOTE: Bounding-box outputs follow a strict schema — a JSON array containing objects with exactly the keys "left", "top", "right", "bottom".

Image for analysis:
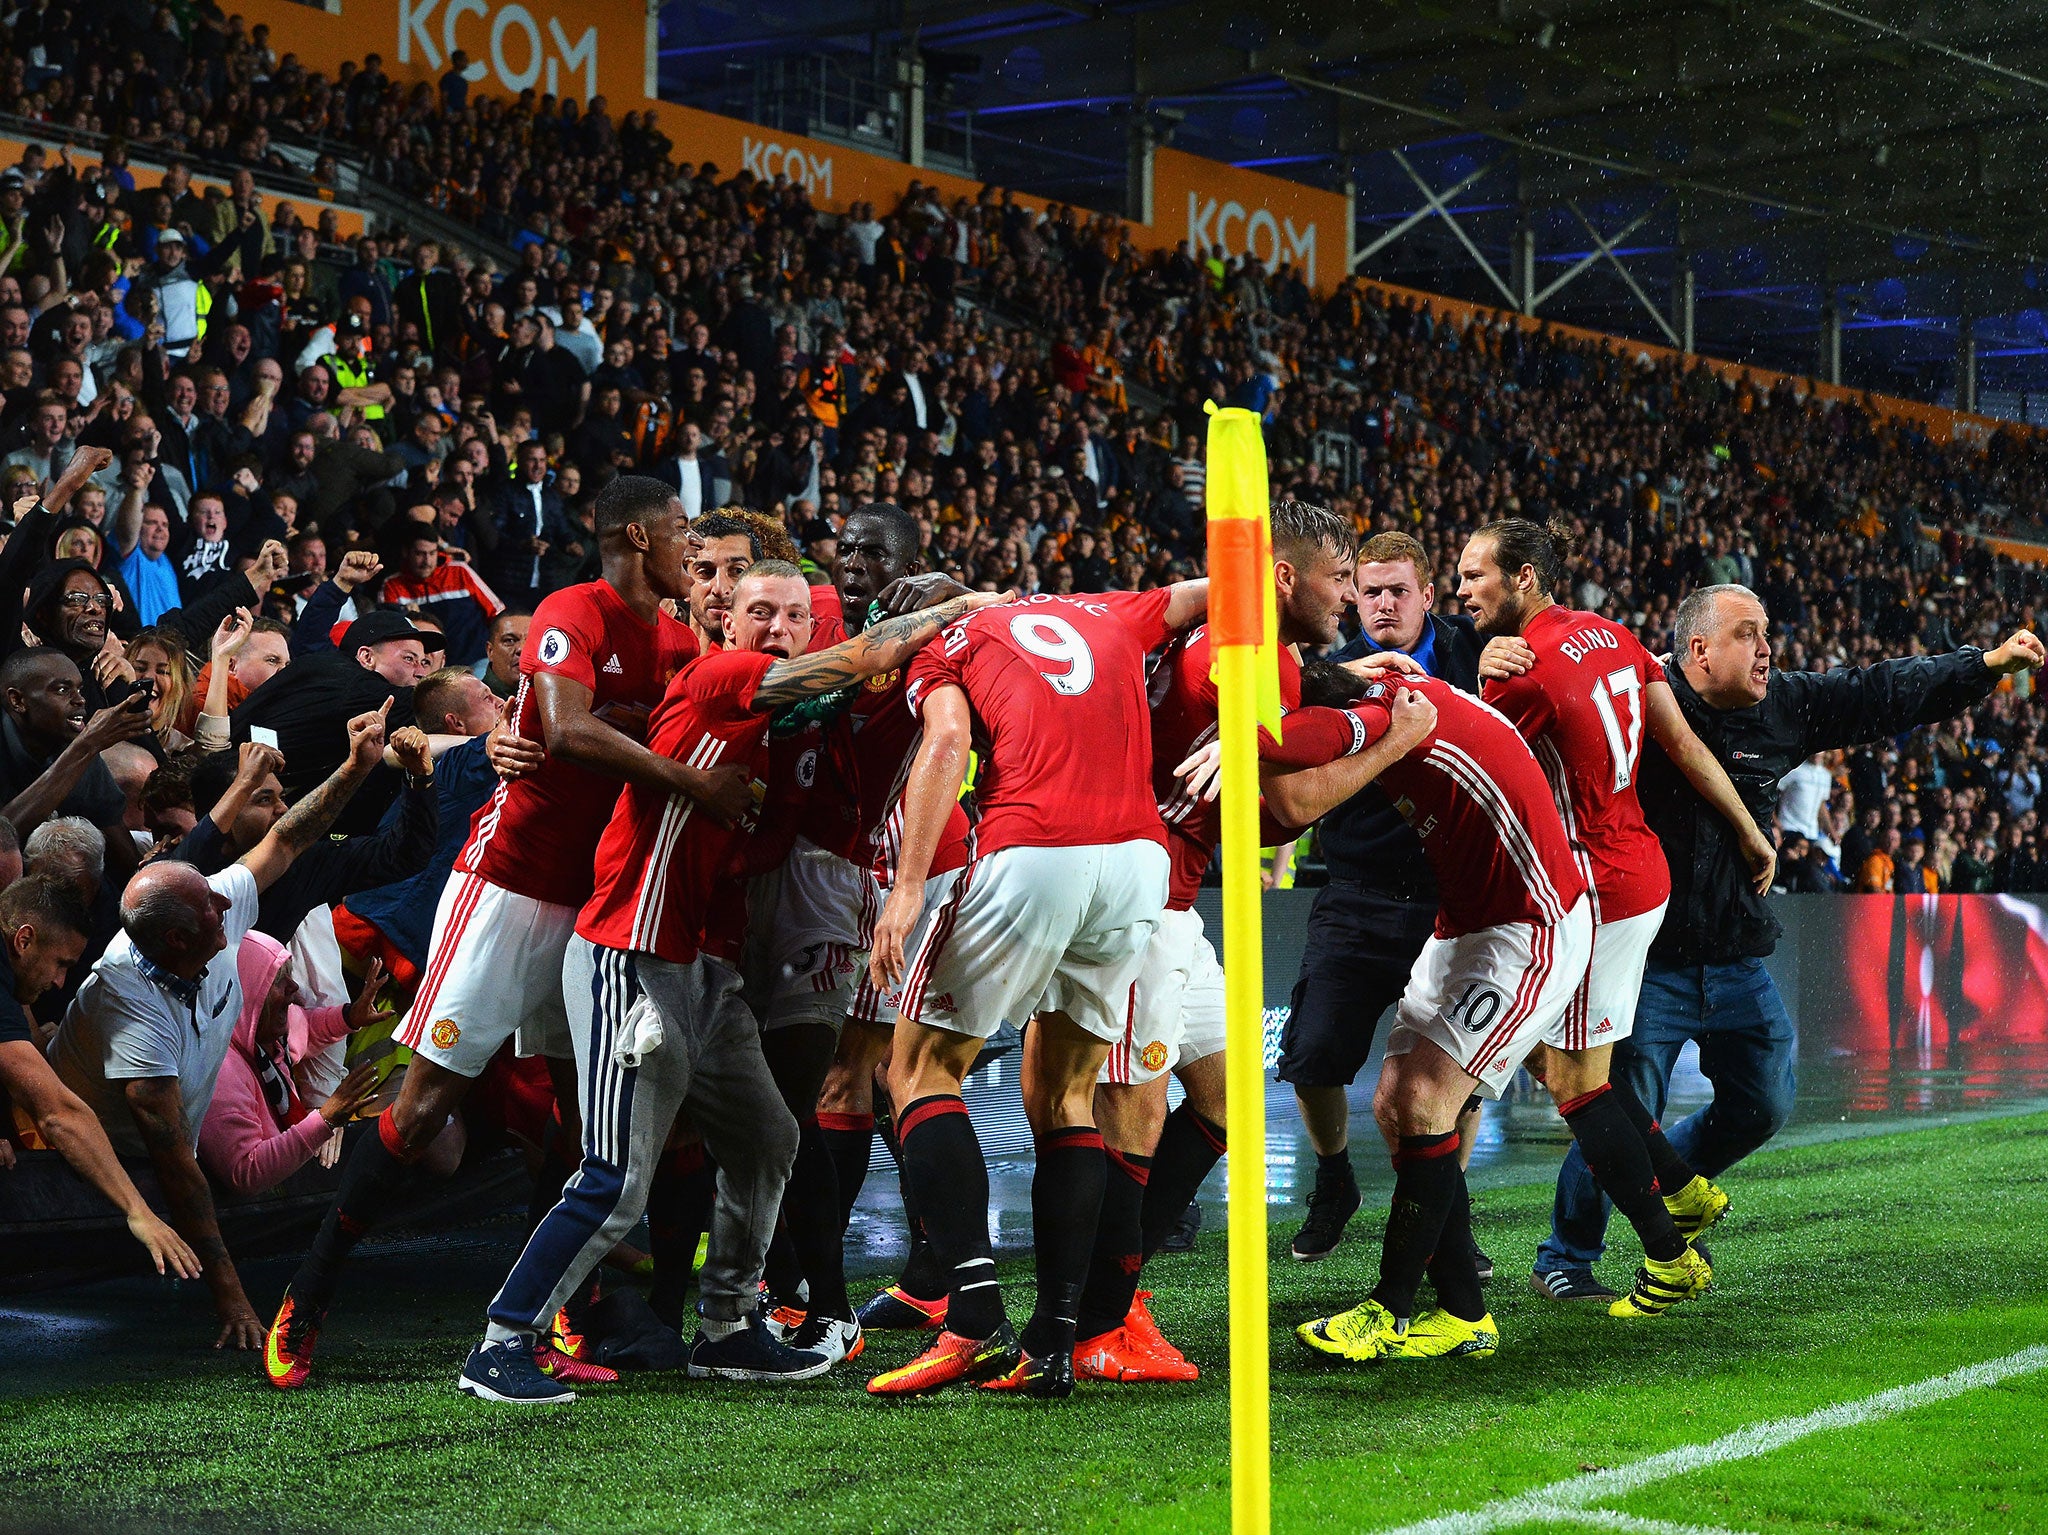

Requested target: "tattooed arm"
[
  {"left": 235, "top": 701, "right": 389, "bottom": 893},
  {"left": 750, "top": 589, "right": 1013, "bottom": 713}
]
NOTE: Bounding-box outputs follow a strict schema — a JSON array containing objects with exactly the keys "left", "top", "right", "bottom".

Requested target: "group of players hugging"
[{"left": 246, "top": 475, "right": 1869, "bottom": 1401}]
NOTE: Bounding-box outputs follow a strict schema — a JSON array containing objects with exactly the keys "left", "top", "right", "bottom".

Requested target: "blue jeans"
[{"left": 1536, "top": 956, "right": 1797, "bottom": 1273}]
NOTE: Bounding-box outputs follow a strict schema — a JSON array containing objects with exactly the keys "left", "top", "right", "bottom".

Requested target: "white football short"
[
  {"left": 897, "top": 840, "right": 1170, "bottom": 1044},
  {"left": 1547, "top": 899, "right": 1667, "bottom": 1053},
  {"left": 397, "top": 872, "right": 579, "bottom": 1079},
  {"left": 755, "top": 837, "right": 868, "bottom": 1033},
  {"left": 1384, "top": 897, "right": 1593, "bottom": 1098},
  {"left": 1099, "top": 906, "right": 1227, "bottom": 1087}
]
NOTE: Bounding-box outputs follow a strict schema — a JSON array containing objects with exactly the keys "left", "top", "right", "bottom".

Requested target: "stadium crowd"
[{"left": 0, "top": 1, "right": 2045, "bottom": 1379}]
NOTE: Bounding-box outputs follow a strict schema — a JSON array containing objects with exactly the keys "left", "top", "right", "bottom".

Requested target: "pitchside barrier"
[{"left": 951, "top": 890, "right": 2048, "bottom": 1161}]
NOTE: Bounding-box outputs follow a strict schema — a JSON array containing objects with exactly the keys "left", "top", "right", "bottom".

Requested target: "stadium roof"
[{"left": 659, "top": 0, "right": 2048, "bottom": 417}]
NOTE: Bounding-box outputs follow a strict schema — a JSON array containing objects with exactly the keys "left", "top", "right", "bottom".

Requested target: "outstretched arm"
[
  {"left": 751, "top": 589, "right": 1010, "bottom": 712},
  {"left": 125, "top": 1076, "right": 260, "bottom": 1348},
  {"left": 867, "top": 682, "right": 973, "bottom": 995},
  {"left": 1643, "top": 678, "right": 1775, "bottom": 895},
  {"left": 1260, "top": 690, "right": 1439, "bottom": 829},
  {"left": 0, "top": 1043, "right": 200, "bottom": 1278}
]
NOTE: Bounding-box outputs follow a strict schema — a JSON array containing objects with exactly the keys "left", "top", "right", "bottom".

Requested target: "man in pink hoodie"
[{"left": 198, "top": 933, "right": 385, "bottom": 1197}]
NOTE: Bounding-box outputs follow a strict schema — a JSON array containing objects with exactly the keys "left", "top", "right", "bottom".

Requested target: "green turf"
[{"left": 3, "top": 1114, "right": 2045, "bottom": 1535}]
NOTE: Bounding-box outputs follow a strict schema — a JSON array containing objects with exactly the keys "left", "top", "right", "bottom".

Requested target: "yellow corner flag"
[{"left": 1203, "top": 402, "right": 1277, "bottom": 1535}]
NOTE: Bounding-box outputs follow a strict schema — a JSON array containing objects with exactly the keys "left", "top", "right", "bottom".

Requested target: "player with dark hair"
[
  {"left": 740, "top": 502, "right": 977, "bottom": 1359},
  {"left": 457, "top": 564, "right": 1004, "bottom": 1402},
  {"left": 1459, "top": 518, "right": 1773, "bottom": 1314},
  {"left": 264, "top": 474, "right": 752, "bottom": 1391},
  {"left": 1282, "top": 670, "right": 1593, "bottom": 1364},
  {"left": 1070, "top": 498, "right": 1415, "bottom": 1381},
  {"left": 864, "top": 578, "right": 1211, "bottom": 1398}
]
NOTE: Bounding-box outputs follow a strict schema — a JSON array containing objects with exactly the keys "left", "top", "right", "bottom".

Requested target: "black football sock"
[
  {"left": 876, "top": 1098, "right": 942, "bottom": 1300},
  {"left": 290, "top": 1108, "right": 422, "bottom": 1308},
  {"left": 646, "top": 1141, "right": 715, "bottom": 1325},
  {"left": 1076, "top": 1148, "right": 1150, "bottom": 1342},
  {"left": 1423, "top": 1169, "right": 1486, "bottom": 1322},
  {"left": 816, "top": 1109, "right": 875, "bottom": 1226},
  {"left": 896, "top": 1094, "right": 1005, "bottom": 1338},
  {"left": 762, "top": 1225, "right": 805, "bottom": 1307},
  {"left": 1022, "top": 1125, "right": 1107, "bottom": 1359},
  {"left": 780, "top": 1120, "right": 852, "bottom": 1321},
  {"left": 1369, "top": 1131, "right": 1460, "bottom": 1322},
  {"left": 1560, "top": 1085, "right": 1686, "bottom": 1262},
  {"left": 1140, "top": 1105, "right": 1226, "bottom": 1260},
  {"left": 1605, "top": 1076, "right": 1698, "bottom": 1192}
]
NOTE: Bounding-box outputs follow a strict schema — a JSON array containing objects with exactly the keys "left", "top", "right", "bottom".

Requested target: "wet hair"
[
  {"left": 1270, "top": 498, "right": 1352, "bottom": 568},
  {"left": 593, "top": 472, "right": 679, "bottom": 535},
  {"left": 1473, "top": 517, "right": 1573, "bottom": 599},
  {"left": 1298, "top": 659, "right": 1371, "bottom": 710}
]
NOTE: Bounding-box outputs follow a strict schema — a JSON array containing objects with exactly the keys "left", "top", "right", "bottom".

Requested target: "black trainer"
[
  {"left": 458, "top": 1340, "right": 577, "bottom": 1404},
  {"left": 687, "top": 1311, "right": 832, "bottom": 1382},
  {"left": 1471, "top": 1243, "right": 1495, "bottom": 1283},
  {"left": 1290, "top": 1163, "right": 1361, "bottom": 1262},
  {"left": 1160, "top": 1201, "right": 1202, "bottom": 1254},
  {"left": 1530, "top": 1268, "right": 1619, "bottom": 1302}
]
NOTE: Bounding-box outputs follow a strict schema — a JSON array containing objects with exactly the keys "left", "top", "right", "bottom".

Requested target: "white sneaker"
[{"left": 789, "top": 1314, "right": 865, "bottom": 1365}]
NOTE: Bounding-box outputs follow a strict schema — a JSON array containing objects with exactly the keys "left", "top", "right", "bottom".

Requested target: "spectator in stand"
[
  {"left": 381, "top": 520, "right": 504, "bottom": 666},
  {"left": 0, "top": 873, "right": 201, "bottom": 1277},
  {"left": 472, "top": 608, "right": 528, "bottom": 701},
  {"left": 46, "top": 705, "right": 391, "bottom": 1348}
]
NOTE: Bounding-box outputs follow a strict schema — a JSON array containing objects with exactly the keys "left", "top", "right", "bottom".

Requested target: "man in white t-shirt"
[
  {"left": 48, "top": 712, "right": 393, "bottom": 1349},
  {"left": 1776, "top": 753, "right": 1833, "bottom": 842}
]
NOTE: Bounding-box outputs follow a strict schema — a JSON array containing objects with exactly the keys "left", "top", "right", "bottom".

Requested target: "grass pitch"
[{"left": 2, "top": 1113, "right": 2044, "bottom": 1535}]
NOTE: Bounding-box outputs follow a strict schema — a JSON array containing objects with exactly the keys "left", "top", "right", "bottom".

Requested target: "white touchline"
[
  {"left": 1369, "top": 1344, "right": 2048, "bottom": 1535},
  {"left": 1522, "top": 1512, "right": 1756, "bottom": 1535}
]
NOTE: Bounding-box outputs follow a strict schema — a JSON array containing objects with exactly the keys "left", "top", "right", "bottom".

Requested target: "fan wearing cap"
[
  {"left": 131, "top": 225, "right": 211, "bottom": 357},
  {"left": 327, "top": 311, "right": 392, "bottom": 425},
  {"left": 230, "top": 608, "right": 427, "bottom": 834}
]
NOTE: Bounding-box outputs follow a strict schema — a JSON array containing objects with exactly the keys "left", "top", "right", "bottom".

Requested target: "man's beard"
[{"left": 1477, "top": 590, "right": 1528, "bottom": 638}]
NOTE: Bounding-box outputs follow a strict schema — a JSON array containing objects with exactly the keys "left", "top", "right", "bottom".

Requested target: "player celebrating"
[
  {"left": 1458, "top": 528, "right": 1777, "bottom": 1326},
  {"left": 1461, "top": 519, "right": 1772, "bottom": 1315},
  {"left": 864, "top": 579, "right": 1209, "bottom": 1399},
  {"left": 457, "top": 564, "right": 1004, "bottom": 1403},
  {"left": 265, "top": 476, "right": 750, "bottom": 1391},
  {"left": 1285, "top": 673, "right": 1592, "bottom": 1363},
  {"left": 1072, "top": 500, "right": 1415, "bottom": 1381}
]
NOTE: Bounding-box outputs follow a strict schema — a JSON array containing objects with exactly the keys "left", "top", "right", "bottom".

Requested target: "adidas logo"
[{"left": 602, "top": 654, "right": 624, "bottom": 675}]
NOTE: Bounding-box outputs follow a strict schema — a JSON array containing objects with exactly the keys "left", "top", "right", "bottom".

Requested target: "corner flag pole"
[{"left": 1204, "top": 403, "right": 1282, "bottom": 1535}]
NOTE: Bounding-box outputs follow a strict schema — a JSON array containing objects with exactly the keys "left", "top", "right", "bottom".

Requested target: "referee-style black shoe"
[
  {"left": 1160, "top": 1201, "right": 1202, "bottom": 1254},
  {"left": 1291, "top": 1165, "right": 1362, "bottom": 1262},
  {"left": 1529, "top": 1268, "right": 1619, "bottom": 1303}
]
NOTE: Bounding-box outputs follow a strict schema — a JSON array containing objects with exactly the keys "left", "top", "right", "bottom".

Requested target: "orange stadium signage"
[{"left": 234, "top": 0, "right": 1352, "bottom": 288}]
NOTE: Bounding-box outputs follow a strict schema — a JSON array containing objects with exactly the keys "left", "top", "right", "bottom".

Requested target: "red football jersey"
[
  {"left": 459, "top": 580, "right": 697, "bottom": 906},
  {"left": 1350, "top": 676, "right": 1587, "bottom": 937},
  {"left": 904, "top": 589, "right": 1176, "bottom": 855},
  {"left": 1150, "top": 626, "right": 1307, "bottom": 909},
  {"left": 1482, "top": 604, "right": 1672, "bottom": 921},
  {"left": 578, "top": 649, "right": 779, "bottom": 962},
  {"left": 851, "top": 662, "right": 970, "bottom": 884}
]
